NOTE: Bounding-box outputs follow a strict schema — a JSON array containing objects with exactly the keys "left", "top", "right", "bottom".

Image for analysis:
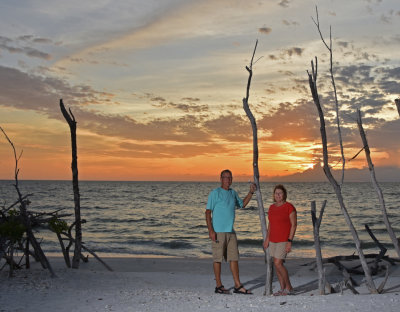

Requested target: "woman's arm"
[{"left": 285, "top": 210, "right": 297, "bottom": 252}]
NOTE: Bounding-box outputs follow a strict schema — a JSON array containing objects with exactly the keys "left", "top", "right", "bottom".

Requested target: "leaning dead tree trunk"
[
  {"left": 242, "top": 40, "right": 273, "bottom": 296},
  {"left": 307, "top": 60, "right": 377, "bottom": 293},
  {"left": 356, "top": 109, "right": 400, "bottom": 259},
  {"left": 395, "top": 98, "right": 400, "bottom": 117},
  {"left": 0, "top": 126, "right": 56, "bottom": 277},
  {"left": 307, "top": 8, "right": 377, "bottom": 293},
  {"left": 60, "top": 99, "right": 82, "bottom": 269},
  {"left": 311, "top": 200, "right": 328, "bottom": 294}
]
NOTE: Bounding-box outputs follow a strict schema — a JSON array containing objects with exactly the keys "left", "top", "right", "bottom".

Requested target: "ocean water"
[{"left": 1, "top": 180, "right": 399, "bottom": 259}]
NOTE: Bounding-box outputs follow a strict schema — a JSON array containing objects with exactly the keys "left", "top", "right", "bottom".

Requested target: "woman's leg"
[{"left": 273, "top": 257, "right": 293, "bottom": 291}]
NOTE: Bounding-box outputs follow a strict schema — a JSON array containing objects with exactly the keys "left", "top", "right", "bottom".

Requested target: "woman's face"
[{"left": 274, "top": 188, "right": 285, "bottom": 204}]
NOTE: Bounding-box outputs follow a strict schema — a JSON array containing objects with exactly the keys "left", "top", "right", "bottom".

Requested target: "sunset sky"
[{"left": 0, "top": 0, "right": 399, "bottom": 181}]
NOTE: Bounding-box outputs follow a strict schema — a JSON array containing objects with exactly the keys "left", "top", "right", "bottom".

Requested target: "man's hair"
[
  {"left": 220, "top": 169, "right": 232, "bottom": 178},
  {"left": 273, "top": 184, "right": 287, "bottom": 201}
]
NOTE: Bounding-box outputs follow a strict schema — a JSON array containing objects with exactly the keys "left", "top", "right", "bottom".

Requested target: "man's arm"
[
  {"left": 242, "top": 183, "right": 256, "bottom": 208},
  {"left": 205, "top": 210, "right": 216, "bottom": 241}
]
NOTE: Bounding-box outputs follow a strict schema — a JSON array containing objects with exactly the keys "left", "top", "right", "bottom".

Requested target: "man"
[{"left": 205, "top": 169, "right": 256, "bottom": 295}]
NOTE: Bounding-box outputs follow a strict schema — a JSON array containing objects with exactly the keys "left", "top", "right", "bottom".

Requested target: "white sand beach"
[{"left": 1, "top": 256, "right": 400, "bottom": 312}]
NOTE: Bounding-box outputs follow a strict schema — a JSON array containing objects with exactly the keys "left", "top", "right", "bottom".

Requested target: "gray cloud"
[
  {"left": 278, "top": 0, "right": 290, "bottom": 8},
  {"left": 285, "top": 47, "right": 303, "bottom": 57},
  {"left": 259, "top": 27, "right": 272, "bottom": 35},
  {"left": 269, "top": 47, "right": 304, "bottom": 61},
  {"left": 0, "top": 65, "right": 108, "bottom": 118},
  {"left": 151, "top": 97, "right": 209, "bottom": 113},
  {"left": 0, "top": 36, "right": 52, "bottom": 60},
  {"left": 282, "top": 19, "right": 299, "bottom": 26}
]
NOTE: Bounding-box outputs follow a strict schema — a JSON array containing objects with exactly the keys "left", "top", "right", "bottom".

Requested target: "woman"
[{"left": 263, "top": 184, "right": 297, "bottom": 296}]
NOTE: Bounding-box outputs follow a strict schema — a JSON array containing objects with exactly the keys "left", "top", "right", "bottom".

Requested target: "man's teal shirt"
[{"left": 206, "top": 187, "right": 243, "bottom": 232}]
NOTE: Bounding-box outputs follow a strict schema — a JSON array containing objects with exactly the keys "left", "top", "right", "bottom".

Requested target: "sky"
[{"left": 0, "top": 0, "right": 399, "bottom": 181}]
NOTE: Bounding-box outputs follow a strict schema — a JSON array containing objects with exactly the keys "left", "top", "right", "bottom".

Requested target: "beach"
[{"left": 1, "top": 256, "right": 400, "bottom": 312}]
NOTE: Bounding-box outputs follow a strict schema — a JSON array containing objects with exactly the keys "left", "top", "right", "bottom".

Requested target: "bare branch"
[
  {"left": 395, "top": 98, "right": 400, "bottom": 117},
  {"left": 348, "top": 147, "right": 365, "bottom": 162}
]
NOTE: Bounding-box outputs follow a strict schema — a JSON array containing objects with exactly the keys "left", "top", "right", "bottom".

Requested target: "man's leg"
[
  {"left": 230, "top": 261, "right": 252, "bottom": 293},
  {"left": 230, "top": 260, "right": 240, "bottom": 287},
  {"left": 213, "top": 261, "right": 223, "bottom": 287}
]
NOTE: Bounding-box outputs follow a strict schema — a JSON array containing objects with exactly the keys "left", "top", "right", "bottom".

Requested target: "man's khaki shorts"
[
  {"left": 269, "top": 242, "right": 288, "bottom": 259},
  {"left": 212, "top": 232, "right": 239, "bottom": 262}
]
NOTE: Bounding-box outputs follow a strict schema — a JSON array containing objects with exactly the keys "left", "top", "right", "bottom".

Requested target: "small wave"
[
  {"left": 159, "top": 240, "right": 195, "bottom": 249},
  {"left": 238, "top": 238, "right": 263, "bottom": 246},
  {"left": 190, "top": 225, "right": 206, "bottom": 229}
]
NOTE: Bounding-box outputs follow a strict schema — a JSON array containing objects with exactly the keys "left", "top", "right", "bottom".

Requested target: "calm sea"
[{"left": 1, "top": 180, "right": 399, "bottom": 259}]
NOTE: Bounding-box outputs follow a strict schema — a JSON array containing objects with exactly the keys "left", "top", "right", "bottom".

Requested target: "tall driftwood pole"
[
  {"left": 395, "top": 98, "right": 400, "bottom": 117},
  {"left": 242, "top": 40, "right": 273, "bottom": 295},
  {"left": 60, "top": 99, "right": 82, "bottom": 269},
  {"left": 356, "top": 109, "right": 400, "bottom": 259}
]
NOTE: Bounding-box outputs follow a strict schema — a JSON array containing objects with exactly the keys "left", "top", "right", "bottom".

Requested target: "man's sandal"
[
  {"left": 215, "top": 285, "right": 230, "bottom": 294},
  {"left": 233, "top": 285, "right": 252, "bottom": 295}
]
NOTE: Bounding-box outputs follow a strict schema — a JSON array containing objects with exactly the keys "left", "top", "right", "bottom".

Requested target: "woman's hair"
[{"left": 273, "top": 184, "right": 287, "bottom": 202}]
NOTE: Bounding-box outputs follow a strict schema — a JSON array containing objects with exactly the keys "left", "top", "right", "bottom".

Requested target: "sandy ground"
[{"left": 1, "top": 256, "right": 400, "bottom": 312}]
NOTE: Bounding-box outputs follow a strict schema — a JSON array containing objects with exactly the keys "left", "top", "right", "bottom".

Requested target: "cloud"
[
  {"left": 0, "top": 66, "right": 246, "bottom": 146},
  {"left": 0, "top": 65, "right": 109, "bottom": 118},
  {"left": 258, "top": 27, "right": 272, "bottom": 35},
  {"left": 282, "top": 19, "right": 299, "bottom": 26},
  {"left": 203, "top": 114, "right": 251, "bottom": 142},
  {"left": 0, "top": 36, "right": 52, "bottom": 60},
  {"left": 150, "top": 97, "right": 209, "bottom": 113},
  {"left": 268, "top": 47, "right": 304, "bottom": 61},
  {"left": 285, "top": 47, "right": 303, "bottom": 57},
  {"left": 258, "top": 100, "right": 320, "bottom": 142},
  {"left": 119, "top": 141, "right": 228, "bottom": 158},
  {"left": 278, "top": 0, "right": 291, "bottom": 8}
]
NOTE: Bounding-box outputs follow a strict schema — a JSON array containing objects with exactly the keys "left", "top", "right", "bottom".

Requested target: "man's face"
[{"left": 220, "top": 172, "right": 233, "bottom": 189}]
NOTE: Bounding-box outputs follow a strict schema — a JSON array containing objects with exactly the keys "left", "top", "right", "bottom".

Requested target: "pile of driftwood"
[
  {"left": 308, "top": 221, "right": 400, "bottom": 295},
  {"left": 0, "top": 100, "right": 111, "bottom": 278}
]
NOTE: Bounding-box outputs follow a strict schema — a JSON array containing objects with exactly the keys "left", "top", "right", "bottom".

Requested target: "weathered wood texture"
[
  {"left": 60, "top": 99, "right": 82, "bottom": 269},
  {"left": 357, "top": 109, "right": 400, "bottom": 259},
  {"left": 307, "top": 61, "right": 377, "bottom": 293},
  {"left": 311, "top": 200, "right": 327, "bottom": 294},
  {"left": 242, "top": 40, "right": 273, "bottom": 295}
]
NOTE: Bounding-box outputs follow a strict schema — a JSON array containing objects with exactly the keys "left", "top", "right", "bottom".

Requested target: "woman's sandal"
[
  {"left": 233, "top": 285, "right": 252, "bottom": 295},
  {"left": 215, "top": 285, "right": 230, "bottom": 294}
]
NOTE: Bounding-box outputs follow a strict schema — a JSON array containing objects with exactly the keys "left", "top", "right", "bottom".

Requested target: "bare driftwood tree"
[
  {"left": 395, "top": 98, "right": 400, "bottom": 117},
  {"left": 312, "top": 7, "right": 346, "bottom": 187},
  {"left": 307, "top": 63, "right": 377, "bottom": 293},
  {"left": 60, "top": 99, "right": 82, "bottom": 269},
  {"left": 356, "top": 109, "right": 400, "bottom": 259},
  {"left": 311, "top": 200, "right": 327, "bottom": 294},
  {"left": 242, "top": 40, "right": 273, "bottom": 296},
  {"left": 307, "top": 7, "right": 379, "bottom": 293},
  {"left": 0, "top": 126, "right": 56, "bottom": 277}
]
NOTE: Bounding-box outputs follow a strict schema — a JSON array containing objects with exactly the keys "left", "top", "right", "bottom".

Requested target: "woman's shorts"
[
  {"left": 269, "top": 242, "right": 288, "bottom": 259},
  {"left": 212, "top": 232, "right": 239, "bottom": 262}
]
